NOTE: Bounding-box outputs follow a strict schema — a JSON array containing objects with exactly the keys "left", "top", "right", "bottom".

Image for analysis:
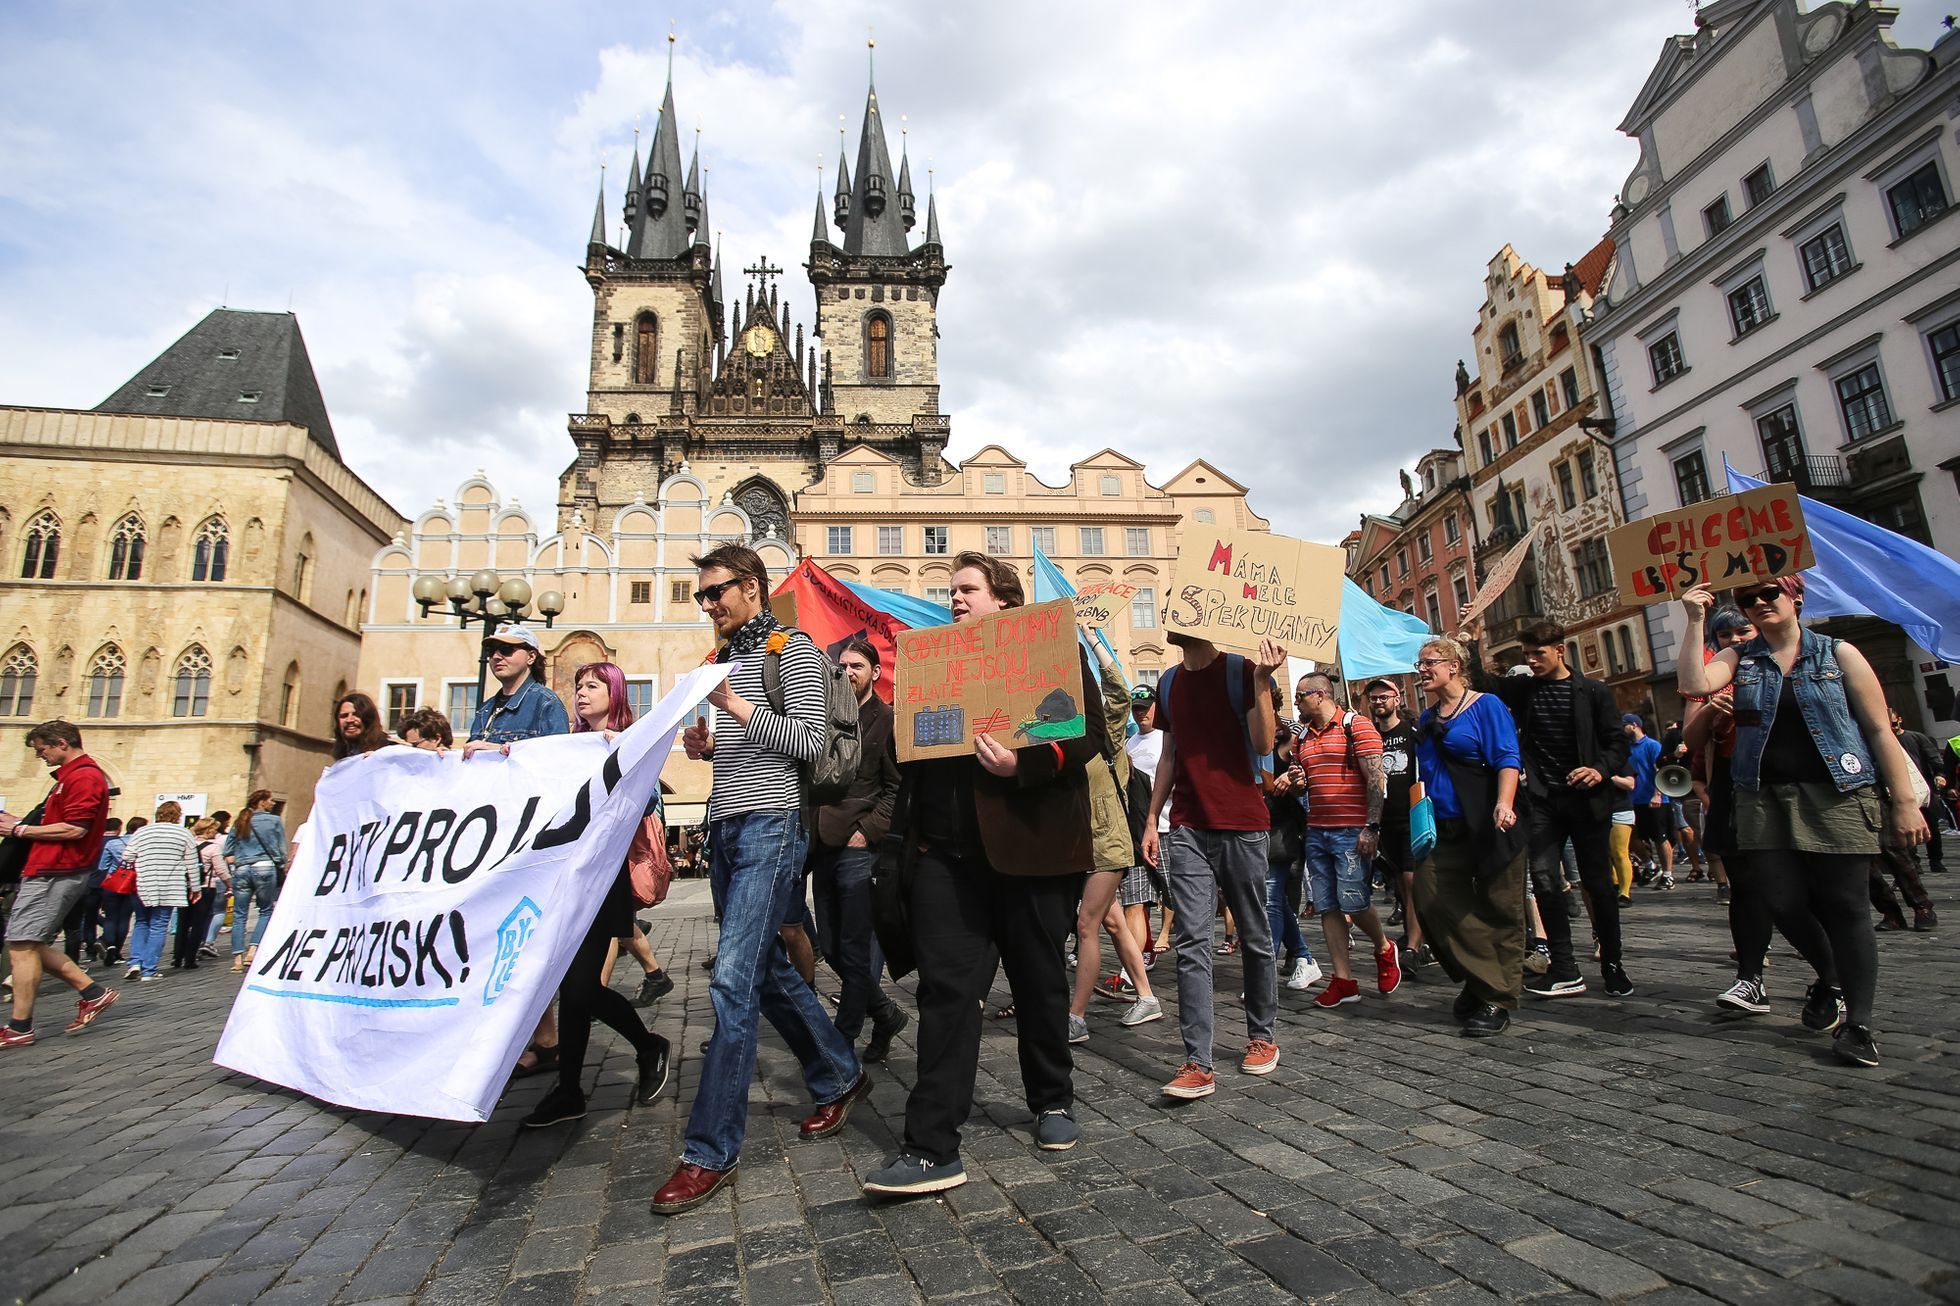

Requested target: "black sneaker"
[
  {"left": 862, "top": 1007, "right": 907, "bottom": 1064},
  {"left": 1833, "top": 1024, "right": 1879, "bottom": 1067},
  {"left": 863, "top": 1152, "right": 967, "bottom": 1196},
  {"left": 1524, "top": 974, "right": 1586, "bottom": 999},
  {"left": 635, "top": 969, "right": 675, "bottom": 1007},
  {"left": 637, "top": 1035, "right": 671, "bottom": 1104},
  {"left": 1462, "top": 1004, "right": 1510, "bottom": 1038},
  {"left": 1716, "top": 884, "right": 1732, "bottom": 905},
  {"left": 1035, "top": 1109, "right": 1080, "bottom": 1151},
  {"left": 1451, "top": 988, "right": 1481, "bottom": 1023},
  {"left": 522, "top": 1085, "right": 588, "bottom": 1128},
  {"left": 1801, "top": 982, "right": 1846, "bottom": 1033},
  {"left": 1602, "top": 963, "right": 1634, "bottom": 996},
  {"left": 1565, "top": 894, "right": 1583, "bottom": 919}
]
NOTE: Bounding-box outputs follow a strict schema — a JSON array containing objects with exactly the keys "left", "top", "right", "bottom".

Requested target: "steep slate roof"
[
  {"left": 842, "top": 83, "right": 911, "bottom": 257},
  {"left": 96, "top": 308, "right": 341, "bottom": 458},
  {"left": 1570, "top": 235, "right": 1615, "bottom": 298},
  {"left": 627, "top": 79, "right": 693, "bottom": 260}
]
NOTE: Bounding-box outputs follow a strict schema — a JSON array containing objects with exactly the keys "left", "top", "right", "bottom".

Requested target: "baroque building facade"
[
  {"left": 0, "top": 309, "right": 405, "bottom": 825},
  {"left": 1348, "top": 447, "right": 1477, "bottom": 641}
]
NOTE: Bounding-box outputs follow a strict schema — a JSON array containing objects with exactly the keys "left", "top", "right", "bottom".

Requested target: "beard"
[{"left": 1165, "top": 631, "right": 1195, "bottom": 649}]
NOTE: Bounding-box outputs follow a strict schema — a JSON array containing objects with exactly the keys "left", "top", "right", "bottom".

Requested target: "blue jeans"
[
  {"left": 100, "top": 891, "right": 135, "bottom": 952},
  {"left": 1306, "top": 828, "right": 1370, "bottom": 914},
  {"left": 1266, "top": 863, "right": 1313, "bottom": 968},
  {"left": 232, "top": 863, "right": 278, "bottom": 953},
  {"left": 683, "top": 810, "right": 861, "bottom": 1172},
  {"left": 129, "top": 905, "right": 175, "bottom": 977}
]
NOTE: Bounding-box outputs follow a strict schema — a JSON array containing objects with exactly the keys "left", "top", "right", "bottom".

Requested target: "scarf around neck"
[{"left": 723, "top": 609, "right": 780, "bottom": 658}]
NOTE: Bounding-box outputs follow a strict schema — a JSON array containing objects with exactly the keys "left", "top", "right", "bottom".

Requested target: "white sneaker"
[
  {"left": 1120, "top": 995, "right": 1164, "bottom": 1027},
  {"left": 1286, "top": 958, "right": 1324, "bottom": 991},
  {"left": 1067, "top": 1013, "right": 1090, "bottom": 1044},
  {"left": 124, "top": 965, "right": 141, "bottom": 980}
]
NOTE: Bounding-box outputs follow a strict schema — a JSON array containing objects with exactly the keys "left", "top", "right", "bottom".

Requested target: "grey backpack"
[{"left": 760, "top": 628, "right": 862, "bottom": 807}]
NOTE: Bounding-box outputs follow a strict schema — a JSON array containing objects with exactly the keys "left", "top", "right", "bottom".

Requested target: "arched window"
[
  {"left": 0, "top": 644, "right": 36, "bottom": 716},
  {"left": 191, "top": 517, "right": 229, "bottom": 582},
  {"left": 293, "top": 532, "right": 314, "bottom": 600},
  {"left": 281, "top": 661, "right": 301, "bottom": 727},
  {"left": 108, "top": 514, "right": 146, "bottom": 580},
  {"left": 87, "top": 645, "right": 125, "bottom": 718},
  {"left": 19, "top": 510, "right": 58, "bottom": 579},
  {"left": 172, "top": 645, "right": 212, "bottom": 718},
  {"left": 865, "top": 312, "right": 892, "bottom": 380},
  {"left": 635, "top": 312, "right": 659, "bottom": 385}
]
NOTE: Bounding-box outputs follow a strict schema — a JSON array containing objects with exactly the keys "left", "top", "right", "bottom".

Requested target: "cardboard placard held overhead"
[
  {"left": 1606, "top": 483, "right": 1811, "bottom": 607},
  {"left": 1072, "top": 580, "right": 1139, "bottom": 629},
  {"left": 1165, "top": 524, "right": 1344, "bottom": 661},
  {"left": 894, "top": 598, "right": 1087, "bottom": 761},
  {"left": 767, "top": 589, "right": 799, "bottom": 629}
]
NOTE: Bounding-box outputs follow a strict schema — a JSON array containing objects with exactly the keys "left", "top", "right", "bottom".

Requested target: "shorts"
[
  {"left": 1666, "top": 803, "right": 1690, "bottom": 835},
  {"left": 1633, "top": 807, "right": 1669, "bottom": 843},
  {"left": 1305, "top": 827, "right": 1371, "bottom": 914},
  {"left": 1375, "top": 823, "right": 1411, "bottom": 877},
  {"left": 1117, "top": 863, "right": 1157, "bottom": 907},
  {"left": 5, "top": 873, "right": 91, "bottom": 945}
]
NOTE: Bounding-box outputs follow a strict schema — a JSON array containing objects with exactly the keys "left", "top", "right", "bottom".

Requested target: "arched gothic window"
[
  {"left": 865, "top": 312, "right": 892, "bottom": 380},
  {"left": 731, "top": 477, "right": 791, "bottom": 542},
  {"left": 173, "top": 645, "right": 212, "bottom": 718},
  {"left": 87, "top": 645, "right": 125, "bottom": 718},
  {"left": 281, "top": 661, "right": 301, "bottom": 727},
  {"left": 20, "top": 510, "right": 59, "bottom": 579},
  {"left": 635, "top": 312, "right": 659, "bottom": 385},
  {"left": 192, "top": 517, "right": 229, "bottom": 582},
  {"left": 293, "top": 532, "right": 314, "bottom": 600},
  {"left": 1, "top": 645, "right": 37, "bottom": 716},
  {"left": 108, "top": 514, "right": 146, "bottom": 581}
]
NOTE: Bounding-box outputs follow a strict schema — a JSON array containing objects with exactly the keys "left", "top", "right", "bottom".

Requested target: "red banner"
[{"left": 771, "top": 558, "right": 902, "bottom": 702}]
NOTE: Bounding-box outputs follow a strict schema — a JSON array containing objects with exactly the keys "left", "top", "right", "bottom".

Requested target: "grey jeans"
[{"left": 1165, "top": 826, "right": 1277, "bottom": 1070}]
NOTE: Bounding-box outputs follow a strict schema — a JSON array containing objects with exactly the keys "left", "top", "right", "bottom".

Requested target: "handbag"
[
  {"left": 101, "top": 864, "right": 137, "bottom": 895},
  {"left": 1408, "top": 781, "right": 1437, "bottom": 863},
  {"left": 625, "top": 812, "right": 673, "bottom": 908}
]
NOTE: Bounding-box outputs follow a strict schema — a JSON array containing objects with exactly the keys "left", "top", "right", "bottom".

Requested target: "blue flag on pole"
[
  {"left": 839, "top": 579, "right": 951, "bottom": 630},
  {"left": 1338, "top": 578, "right": 1435, "bottom": 680},
  {"left": 1725, "top": 460, "right": 1960, "bottom": 661},
  {"left": 1030, "top": 546, "right": 1131, "bottom": 693}
]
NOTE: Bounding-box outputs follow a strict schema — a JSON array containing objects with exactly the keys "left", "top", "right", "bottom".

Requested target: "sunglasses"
[
  {"left": 1735, "top": 585, "right": 1783, "bottom": 608},
  {"left": 1295, "top": 689, "right": 1327, "bottom": 700},
  {"left": 1416, "top": 657, "right": 1454, "bottom": 669},
  {"left": 693, "top": 578, "right": 747, "bottom": 607}
]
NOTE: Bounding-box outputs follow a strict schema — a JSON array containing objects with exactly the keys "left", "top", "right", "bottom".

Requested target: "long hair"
[
  {"left": 233, "top": 790, "right": 272, "bottom": 838},
  {"left": 573, "top": 661, "right": 636, "bottom": 733},
  {"left": 332, "top": 692, "right": 389, "bottom": 759}
]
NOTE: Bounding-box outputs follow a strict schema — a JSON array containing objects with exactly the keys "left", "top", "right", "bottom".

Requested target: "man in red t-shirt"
[
  {"left": 1142, "top": 633, "right": 1287, "bottom": 1100},
  {"left": 2, "top": 721, "right": 119, "bottom": 1047},
  {"left": 1292, "top": 673, "right": 1397, "bottom": 1007}
]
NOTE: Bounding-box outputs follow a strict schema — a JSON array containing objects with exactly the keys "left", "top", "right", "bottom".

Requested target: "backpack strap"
[
  {"left": 1341, "top": 710, "right": 1358, "bottom": 773},
  {"left": 762, "top": 628, "right": 793, "bottom": 716},
  {"left": 1156, "top": 664, "right": 1178, "bottom": 733},
  {"left": 1223, "top": 654, "right": 1261, "bottom": 783}
]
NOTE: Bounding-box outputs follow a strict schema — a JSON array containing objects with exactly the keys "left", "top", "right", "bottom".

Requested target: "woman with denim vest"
[{"left": 1677, "top": 576, "right": 1929, "bottom": 1067}]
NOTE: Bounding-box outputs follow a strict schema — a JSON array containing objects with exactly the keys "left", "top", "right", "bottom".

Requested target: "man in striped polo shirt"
[
  {"left": 1292, "top": 673, "right": 1399, "bottom": 1007},
  {"left": 651, "top": 544, "right": 865, "bottom": 1216}
]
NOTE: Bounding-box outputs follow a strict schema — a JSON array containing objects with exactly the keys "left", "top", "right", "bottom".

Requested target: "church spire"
[
  {"left": 684, "top": 132, "right": 702, "bottom": 234},
  {"left": 923, "top": 191, "right": 942, "bottom": 249},
  {"left": 842, "top": 75, "right": 908, "bottom": 256},
  {"left": 897, "top": 136, "right": 916, "bottom": 232},
  {"left": 628, "top": 40, "right": 692, "bottom": 260},
  {"left": 812, "top": 191, "right": 831, "bottom": 246},
  {"left": 622, "top": 131, "right": 641, "bottom": 227},
  {"left": 589, "top": 167, "right": 608, "bottom": 248},
  {"left": 833, "top": 141, "right": 852, "bottom": 231}
]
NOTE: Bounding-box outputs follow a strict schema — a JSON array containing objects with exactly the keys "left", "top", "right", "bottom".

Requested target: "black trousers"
[
  {"left": 1525, "top": 790, "right": 1621, "bottom": 974},
  {"left": 1870, "top": 848, "right": 1933, "bottom": 920},
  {"left": 557, "top": 915, "right": 661, "bottom": 1098},
  {"left": 808, "top": 841, "right": 900, "bottom": 1042},
  {"left": 173, "top": 896, "right": 215, "bottom": 965},
  {"left": 1733, "top": 847, "right": 1875, "bottom": 1027},
  {"left": 904, "top": 849, "right": 1079, "bottom": 1165},
  {"left": 1726, "top": 857, "right": 1777, "bottom": 982}
]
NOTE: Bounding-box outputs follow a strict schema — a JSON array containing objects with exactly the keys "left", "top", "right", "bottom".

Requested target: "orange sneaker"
[
  {"left": 1161, "top": 1062, "right": 1216, "bottom": 1099},
  {"left": 1240, "top": 1040, "right": 1279, "bottom": 1076},
  {"left": 1377, "top": 944, "right": 1402, "bottom": 996}
]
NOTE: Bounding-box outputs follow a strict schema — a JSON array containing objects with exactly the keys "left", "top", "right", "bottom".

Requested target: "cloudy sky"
[{"left": 2, "top": 2, "right": 1948, "bottom": 545}]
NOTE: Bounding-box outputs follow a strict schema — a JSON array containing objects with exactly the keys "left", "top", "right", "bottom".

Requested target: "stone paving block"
[
  {"left": 1796, "top": 1263, "right": 1940, "bottom": 1306},
  {"left": 1000, "top": 1257, "right": 1105, "bottom": 1305},
  {"left": 496, "top": 1269, "right": 582, "bottom": 1305},
  {"left": 661, "top": 1240, "right": 739, "bottom": 1292},
  {"left": 510, "top": 1225, "right": 597, "bottom": 1278},
  {"left": 341, "top": 1242, "right": 445, "bottom": 1299},
  {"left": 1237, "top": 1232, "right": 1369, "bottom": 1297},
  {"left": 1323, "top": 1232, "right": 1461, "bottom": 1296},
  {"left": 1510, "top": 1231, "right": 1668, "bottom": 1299}
]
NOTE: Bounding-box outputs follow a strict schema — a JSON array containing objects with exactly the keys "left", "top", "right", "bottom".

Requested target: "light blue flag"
[
  {"left": 1339, "top": 578, "right": 1434, "bottom": 680},
  {"left": 1725, "top": 460, "right": 1960, "bottom": 660},
  {"left": 840, "top": 579, "right": 951, "bottom": 629},
  {"left": 1030, "top": 546, "right": 1132, "bottom": 694}
]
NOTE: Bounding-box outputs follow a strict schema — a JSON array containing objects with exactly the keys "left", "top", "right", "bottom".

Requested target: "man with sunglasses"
[
  {"left": 467, "top": 625, "right": 569, "bottom": 747},
  {"left": 1363, "top": 678, "right": 1428, "bottom": 967},
  {"left": 1490, "top": 623, "right": 1633, "bottom": 999},
  {"left": 1291, "top": 673, "right": 1396, "bottom": 1008}
]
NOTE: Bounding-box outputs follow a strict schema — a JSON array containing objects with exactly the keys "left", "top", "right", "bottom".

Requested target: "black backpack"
[{"left": 756, "top": 628, "right": 862, "bottom": 808}]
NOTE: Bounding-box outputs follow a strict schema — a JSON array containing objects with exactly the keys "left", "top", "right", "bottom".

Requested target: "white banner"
[{"left": 214, "top": 663, "right": 730, "bottom": 1121}]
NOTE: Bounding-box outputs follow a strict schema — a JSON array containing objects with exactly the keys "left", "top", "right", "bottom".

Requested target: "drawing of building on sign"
[{"left": 914, "top": 706, "right": 966, "bottom": 748}]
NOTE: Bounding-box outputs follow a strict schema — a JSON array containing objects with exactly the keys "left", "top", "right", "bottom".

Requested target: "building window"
[
  {"left": 1800, "top": 223, "right": 1854, "bottom": 291},
  {"left": 1926, "top": 322, "right": 1960, "bottom": 404},
  {"left": 826, "top": 525, "right": 853, "bottom": 555},
  {"left": 877, "top": 525, "right": 903, "bottom": 555},
  {"left": 1648, "top": 332, "right": 1686, "bottom": 386},
  {"left": 634, "top": 312, "right": 658, "bottom": 385},
  {"left": 986, "top": 525, "right": 1012, "bottom": 554},
  {"left": 1572, "top": 537, "right": 1611, "bottom": 599},
  {"left": 172, "top": 645, "right": 212, "bottom": 719},
  {"left": 385, "top": 683, "right": 417, "bottom": 735},
  {"left": 281, "top": 662, "right": 301, "bottom": 728},
  {"left": 1557, "top": 461, "right": 1577, "bottom": 511},
  {"left": 1673, "top": 449, "right": 1712, "bottom": 505},
  {"left": 1192, "top": 509, "right": 1214, "bottom": 524},
  {"left": 191, "top": 517, "right": 229, "bottom": 582},
  {"left": 1080, "top": 527, "right": 1105, "bottom": 557},
  {"left": 1742, "top": 163, "right": 1775, "bottom": 208},
  {"left": 238, "top": 391, "right": 260, "bottom": 404},
  {"left": 852, "top": 471, "right": 875, "bottom": 493},
  {"left": 292, "top": 534, "right": 313, "bottom": 601},
  {"left": 1424, "top": 592, "right": 1442, "bottom": 632},
  {"left": 1125, "top": 527, "right": 1150, "bottom": 556},
  {"left": 1531, "top": 390, "right": 1551, "bottom": 429},
  {"left": 1443, "top": 514, "right": 1461, "bottom": 546},
  {"left": 1703, "top": 194, "right": 1732, "bottom": 237},
  {"left": 1, "top": 645, "right": 38, "bottom": 717},
  {"left": 626, "top": 678, "right": 655, "bottom": 723},
  {"left": 1497, "top": 322, "right": 1522, "bottom": 368},
  {"left": 1617, "top": 627, "right": 1638, "bottom": 674},
  {"left": 1417, "top": 531, "right": 1432, "bottom": 563},
  {"left": 1131, "top": 587, "right": 1157, "bottom": 628},
  {"left": 1477, "top": 430, "right": 1494, "bottom": 466},
  {"left": 1756, "top": 404, "right": 1806, "bottom": 481},
  {"left": 1453, "top": 575, "right": 1471, "bottom": 610},
  {"left": 1511, "top": 487, "right": 1529, "bottom": 532},
  {"left": 1603, "top": 631, "right": 1622, "bottom": 676},
  {"left": 670, "top": 579, "right": 690, "bottom": 605},
  {"left": 1137, "top": 668, "right": 1161, "bottom": 690},
  {"left": 1560, "top": 366, "right": 1580, "bottom": 409},
  {"left": 1887, "top": 162, "right": 1949, "bottom": 239},
  {"left": 1868, "top": 491, "right": 1931, "bottom": 544},
  {"left": 1378, "top": 564, "right": 1390, "bottom": 590},
  {"left": 865, "top": 312, "right": 892, "bottom": 379},
  {"left": 612, "top": 322, "right": 624, "bottom": 363},
  {"left": 19, "top": 510, "right": 58, "bottom": 579},
  {"left": 107, "top": 514, "right": 146, "bottom": 581},
  {"left": 1577, "top": 449, "right": 1598, "bottom": 499},
  {"left": 1501, "top": 413, "right": 1518, "bottom": 449},
  {"left": 83, "top": 645, "right": 125, "bottom": 719},
  {"left": 1834, "top": 363, "right": 1894, "bottom": 440},
  {"left": 1033, "top": 526, "right": 1057, "bottom": 555},
  {"left": 1099, "top": 474, "right": 1121, "bottom": 496},
  {"left": 1396, "top": 547, "right": 1409, "bottom": 577},
  {"left": 630, "top": 580, "right": 651, "bottom": 605},
  {"left": 923, "top": 526, "right": 948, "bottom": 555},
  {"left": 924, "top": 585, "right": 952, "bottom": 606},
  {"left": 1726, "top": 274, "right": 1773, "bottom": 337},
  {"left": 447, "top": 682, "right": 480, "bottom": 727},
  {"left": 983, "top": 473, "right": 1005, "bottom": 495}
]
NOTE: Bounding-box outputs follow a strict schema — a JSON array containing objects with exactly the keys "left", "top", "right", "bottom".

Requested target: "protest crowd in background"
[{"left": 0, "top": 526, "right": 1950, "bottom": 1219}]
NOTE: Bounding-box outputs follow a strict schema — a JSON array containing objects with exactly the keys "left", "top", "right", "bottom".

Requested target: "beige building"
[{"left": 0, "top": 310, "right": 405, "bottom": 825}]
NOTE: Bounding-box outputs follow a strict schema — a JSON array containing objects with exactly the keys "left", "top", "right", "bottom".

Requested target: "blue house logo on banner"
[{"left": 484, "top": 898, "right": 544, "bottom": 1006}]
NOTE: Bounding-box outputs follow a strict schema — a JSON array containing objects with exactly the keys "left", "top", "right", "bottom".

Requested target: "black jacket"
[
  {"left": 1489, "top": 671, "right": 1629, "bottom": 818},
  {"left": 815, "top": 693, "right": 901, "bottom": 848}
]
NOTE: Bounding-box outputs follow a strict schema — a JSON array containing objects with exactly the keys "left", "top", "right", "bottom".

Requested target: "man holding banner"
[{"left": 654, "top": 545, "right": 866, "bottom": 1215}]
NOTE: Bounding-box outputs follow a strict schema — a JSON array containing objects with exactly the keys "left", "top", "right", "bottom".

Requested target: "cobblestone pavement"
[{"left": 2, "top": 876, "right": 1957, "bottom": 1305}]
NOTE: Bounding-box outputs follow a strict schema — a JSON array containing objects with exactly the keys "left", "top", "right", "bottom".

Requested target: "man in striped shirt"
[
  {"left": 651, "top": 545, "right": 866, "bottom": 1216},
  {"left": 1292, "top": 673, "right": 1398, "bottom": 1007}
]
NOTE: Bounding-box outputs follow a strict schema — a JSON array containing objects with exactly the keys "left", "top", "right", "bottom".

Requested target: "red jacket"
[{"left": 24, "top": 753, "right": 110, "bottom": 877}]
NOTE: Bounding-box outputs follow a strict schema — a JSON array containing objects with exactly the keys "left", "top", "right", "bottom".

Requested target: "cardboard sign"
[
  {"left": 1072, "top": 580, "right": 1138, "bottom": 629},
  {"left": 1165, "top": 524, "right": 1343, "bottom": 661},
  {"left": 894, "top": 598, "right": 1087, "bottom": 761},
  {"left": 1607, "top": 484, "right": 1810, "bottom": 607},
  {"left": 767, "top": 590, "right": 799, "bottom": 628}
]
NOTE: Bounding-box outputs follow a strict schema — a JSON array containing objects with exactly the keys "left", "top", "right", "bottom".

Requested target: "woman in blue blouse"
[{"left": 1411, "top": 637, "right": 1527, "bottom": 1037}]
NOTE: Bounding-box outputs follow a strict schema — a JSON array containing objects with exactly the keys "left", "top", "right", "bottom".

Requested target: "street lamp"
[{"left": 411, "top": 571, "right": 566, "bottom": 711}]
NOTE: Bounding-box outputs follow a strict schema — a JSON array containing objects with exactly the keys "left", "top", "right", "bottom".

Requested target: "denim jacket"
[
  {"left": 1730, "top": 628, "right": 1874, "bottom": 794},
  {"left": 469, "top": 678, "right": 570, "bottom": 744}
]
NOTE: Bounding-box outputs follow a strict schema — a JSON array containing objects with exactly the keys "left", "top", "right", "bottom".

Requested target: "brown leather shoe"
[
  {"left": 799, "top": 1071, "right": 871, "bottom": 1140},
  {"left": 650, "top": 1163, "right": 736, "bottom": 1215}
]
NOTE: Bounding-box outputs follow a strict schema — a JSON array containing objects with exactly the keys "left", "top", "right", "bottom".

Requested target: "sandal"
[
  {"left": 991, "top": 1003, "right": 1017, "bottom": 1019},
  {"left": 514, "top": 1042, "right": 561, "bottom": 1077}
]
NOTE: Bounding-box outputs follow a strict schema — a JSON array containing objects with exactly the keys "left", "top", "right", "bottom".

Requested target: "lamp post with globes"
[{"left": 409, "top": 570, "right": 566, "bottom": 712}]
